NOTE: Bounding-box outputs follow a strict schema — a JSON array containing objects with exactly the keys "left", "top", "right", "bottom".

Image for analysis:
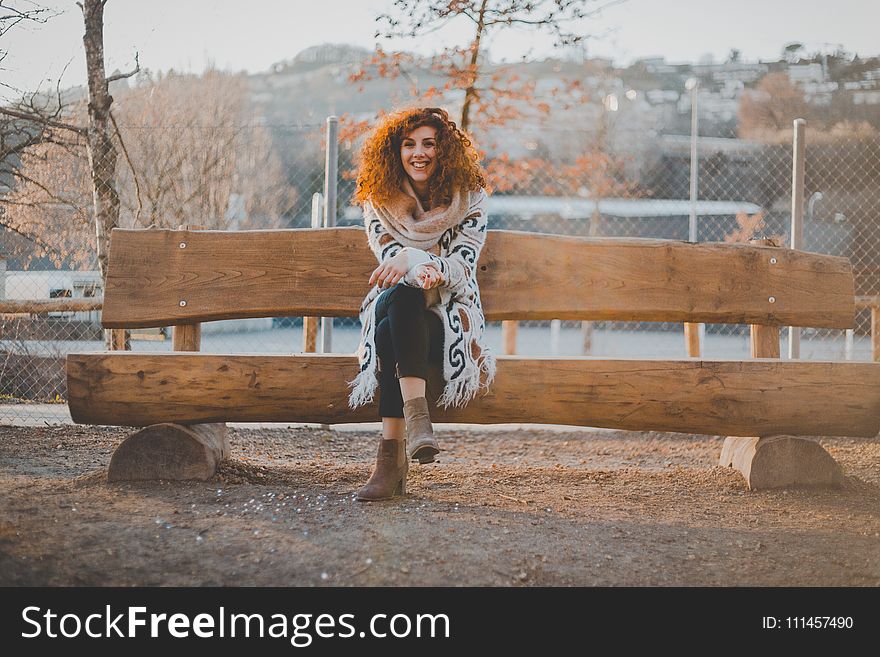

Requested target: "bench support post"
[
  {"left": 107, "top": 224, "right": 230, "bottom": 482},
  {"left": 684, "top": 322, "right": 701, "bottom": 357},
  {"left": 502, "top": 320, "right": 518, "bottom": 355},
  {"left": 108, "top": 423, "right": 230, "bottom": 482},
  {"left": 719, "top": 436, "right": 843, "bottom": 490},
  {"left": 720, "top": 238, "right": 844, "bottom": 489}
]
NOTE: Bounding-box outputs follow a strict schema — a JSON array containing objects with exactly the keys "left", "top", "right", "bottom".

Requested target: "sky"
[{"left": 3, "top": 0, "right": 880, "bottom": 99}]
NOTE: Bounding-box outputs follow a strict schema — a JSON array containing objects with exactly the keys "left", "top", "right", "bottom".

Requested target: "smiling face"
[{"left": 400, "top": 125, "right": 438, "bottom": 194}]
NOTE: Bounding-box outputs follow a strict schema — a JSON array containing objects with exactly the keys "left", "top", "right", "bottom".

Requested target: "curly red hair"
[{"left": 353, "top": 106, "right": 486, "bottom": 209}]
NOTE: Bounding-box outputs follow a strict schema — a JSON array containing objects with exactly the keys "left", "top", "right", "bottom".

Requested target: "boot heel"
[{"left": 356, "top": 438, "right": 408, "bottom": 501}]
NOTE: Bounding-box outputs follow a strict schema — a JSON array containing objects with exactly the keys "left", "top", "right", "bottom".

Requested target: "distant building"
[
  {"left": 788, "top": 63, "right": 825, "bottom": 84},
  {"left": 854, "top": 90, "right": 880, "bottom": 105}
]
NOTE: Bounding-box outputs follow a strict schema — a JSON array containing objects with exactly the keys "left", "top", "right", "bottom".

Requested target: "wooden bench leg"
[
  {"left": 719, "top": 436, "right": 843, "bottom": 490},
  {"left": 108, "top": 423, "right": 230, "bottom": 482}
]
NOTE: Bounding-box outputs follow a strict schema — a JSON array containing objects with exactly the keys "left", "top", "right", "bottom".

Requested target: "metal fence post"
[
  {"left": 303, "top": 192, "right": 323, "bottom": 353},
  {"left": 789, "top": 118, "right": 806, "bottom": 360},
  {"left": 321, "top": 116, "right": 339, "bottom": 354},
  {"left": 684, "top": 77, "right": 703, "bottom": 357},
  {"left": 687, "top": 78, "right": 700, "bottom": 243},
  {"left": 550, "top": 319, "right": 561, "bottom": 355}
]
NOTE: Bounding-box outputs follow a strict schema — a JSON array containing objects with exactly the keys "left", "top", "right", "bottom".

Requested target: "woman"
[{"left": 347, "top": 106, "right": 496, "bottom": 501}]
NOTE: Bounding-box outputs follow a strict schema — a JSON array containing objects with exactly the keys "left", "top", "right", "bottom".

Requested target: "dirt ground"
[{"left": 1, "top": 424, "right": 878, "bottom": 586}]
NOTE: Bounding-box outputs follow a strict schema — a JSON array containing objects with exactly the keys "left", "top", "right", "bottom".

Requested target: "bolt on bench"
[{"left": 66, "top": 226, "right": 880, "bottom": 488}]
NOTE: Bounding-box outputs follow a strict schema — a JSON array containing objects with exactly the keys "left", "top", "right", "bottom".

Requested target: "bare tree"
[
  {"left": 3, "top": 70, "right": 297, "bottom": 273},
  {"left": 112, "top": 70, "right": 296, "bottom": 230},
  {"left": 0, "top": 1, "right": 84, "bottom": 265},
  {"left": 78, "top": 0, "right": 138, "bottom": 281},
  {"left": 0, "top": 122, "right": 93, "bottom": 270},
  {"left": 738, "top": 72, "right": 811, "bottom": 140},
  {"left": 341, "top": 1, "right": 638, "bottom": 205},
  {"left": 0, "top": 1, "right": 131, "bottom": 277}
]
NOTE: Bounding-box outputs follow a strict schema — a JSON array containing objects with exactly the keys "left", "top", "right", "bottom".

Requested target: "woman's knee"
[
  {"left": 375, "top": 317, "right": 393, "bottom": 354},
  {"left": 387, "top": 283, "right": 425, "bottom": 309}
]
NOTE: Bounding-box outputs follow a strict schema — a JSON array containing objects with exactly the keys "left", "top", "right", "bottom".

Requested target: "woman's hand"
[
  {"left": 414, "top": 263, "right": 443, "bottom": 289},
  {"left": 369, "top": 251, "right": 409, "bottom": 288}
]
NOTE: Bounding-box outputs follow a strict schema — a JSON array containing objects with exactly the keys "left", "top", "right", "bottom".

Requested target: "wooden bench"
[{"left": 66, "top": 226, "right": 880, "bottom": 488}]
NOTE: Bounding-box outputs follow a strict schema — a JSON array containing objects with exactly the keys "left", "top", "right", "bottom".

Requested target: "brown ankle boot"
[
  {"left": 403, "top": 396, "right": 440, "bottom": 464},
  {"left": 356, "top": 438, "right": 408, "bottom": 501}
]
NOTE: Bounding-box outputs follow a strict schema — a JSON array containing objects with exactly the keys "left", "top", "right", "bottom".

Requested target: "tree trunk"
[
  {"left": 81, "top": 0, "right": 121, "bottom": 349},
  {"left": 459, "top": 0, "right": 488, "bottom": 133}
]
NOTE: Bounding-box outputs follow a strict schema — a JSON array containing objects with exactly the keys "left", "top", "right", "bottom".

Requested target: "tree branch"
[
  {"left": 0, "top": 216, "right": 69, "bottom": 259},
  {"left": 109, "top": 109, "right": 143, "bottom": 225},
  {"left": 106, "top": 52, "right": 140, "bottom": 83},
  {"left": 0, "top": 0, "right": 56, "bottom": 38},
  {"left": 0, "top": 106, "right": 86, "bottom": 135}
]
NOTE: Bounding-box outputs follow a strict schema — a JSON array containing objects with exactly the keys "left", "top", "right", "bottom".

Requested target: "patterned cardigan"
[{"left": 347, "top": 187, "right": 497, "bottom": 410}]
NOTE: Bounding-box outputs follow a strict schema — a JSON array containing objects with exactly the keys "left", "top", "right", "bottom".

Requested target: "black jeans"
[{"left": 374, "top": 283, "right": 444, "bottom": 418}]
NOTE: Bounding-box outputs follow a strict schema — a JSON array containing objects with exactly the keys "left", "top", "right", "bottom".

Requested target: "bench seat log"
[
  {"left": 67, "top": 353, "right": 880, "bottom": 438},
  {"left": 101, "top": 228, "right": 855, "bottom": 329}
]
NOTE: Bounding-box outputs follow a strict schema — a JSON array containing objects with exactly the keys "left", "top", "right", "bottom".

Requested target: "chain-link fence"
[{"left": 2, "top": 116, "right": 878, "bottom": 424}]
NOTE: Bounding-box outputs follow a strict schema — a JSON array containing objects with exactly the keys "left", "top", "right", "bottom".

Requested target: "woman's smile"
[{"left": 401, "top": 125, "right": 438, "bottom": 188}]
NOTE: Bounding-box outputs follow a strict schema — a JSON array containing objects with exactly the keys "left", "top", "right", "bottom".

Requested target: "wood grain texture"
[
  {"left": 107, "top": 422, "right": 229, "bottom": 482},
  {"left": 684, "top": 323, "right": 701, "bottom": 357},
  {"left": 109, "top": 329, "right": 128, "bottom": 351},
  {"left": 719, "top": 436, "right": 843, "bottom": 489},
  {"left": 100, "top": 228, "right": 856, "bottom": 329},
  {"left": 172, "top": 323, "right": 200, "bottom": 351},
  {"left": 303, "top": 316, "right": 318, "bottom": 353},
  {"left": 67, "top": 353, "right": 880, "bottom": 437},
  {"left": 750, "top": 325, "right": 780, "bottom": 358},
  {"left": 502, "top": 320, "right": 518, "bottom": 355}
]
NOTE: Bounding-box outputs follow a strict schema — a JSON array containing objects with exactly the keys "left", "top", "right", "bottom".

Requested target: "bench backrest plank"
[{"left": 101, "top": 227, "right": 855, "bottom": 329}]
